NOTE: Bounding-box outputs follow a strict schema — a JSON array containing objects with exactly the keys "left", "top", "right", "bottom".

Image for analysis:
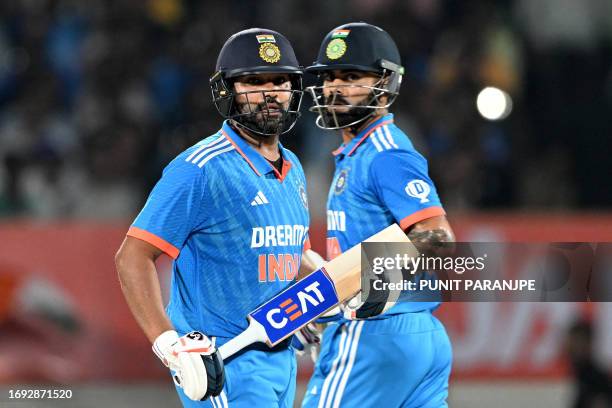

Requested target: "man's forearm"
[
  {"left": 116, "top": 239, "right": 174, "bottom": 343},
  {"left": 407, "top": 215, "right": 455, "bottom": 258},
  {"left": 407, "top": 228, "right": 454, "bottom": 246}
]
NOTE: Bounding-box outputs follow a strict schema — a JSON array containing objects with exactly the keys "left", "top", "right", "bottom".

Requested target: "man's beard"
[
  {"left": 321, "top": 92, "right": 375, "bottom": 129},
  {"left": 236, "top": 100, "right": 289, "bottom": 136}
]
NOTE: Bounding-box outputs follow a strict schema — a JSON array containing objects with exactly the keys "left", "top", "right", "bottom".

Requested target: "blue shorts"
[
  {"left": 301, "top": 311, "right": 452, "bottom": 408},
  {"left": 174, "top": 339, "right": 297, "bottom": 408}
]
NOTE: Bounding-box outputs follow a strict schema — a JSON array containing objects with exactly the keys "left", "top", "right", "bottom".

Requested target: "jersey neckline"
[
  {"left": 332, "top": 113, "right": 395, "bottom": 158},
  {"left": 221, "top": 121, "right": 293, "bottom": 182}
]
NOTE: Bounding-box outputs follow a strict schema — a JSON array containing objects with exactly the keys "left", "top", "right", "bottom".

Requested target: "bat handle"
[{"left": 218, "top": 318, "right": 268, "bottom": 361}]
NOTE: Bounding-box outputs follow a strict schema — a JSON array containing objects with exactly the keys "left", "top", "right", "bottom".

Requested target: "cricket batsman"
[
  {"left": 115, "top": 28, "right": 315, "bottom": 407},
  {"left": 300, "top": 23, "right": 455, "bottom": 407}
]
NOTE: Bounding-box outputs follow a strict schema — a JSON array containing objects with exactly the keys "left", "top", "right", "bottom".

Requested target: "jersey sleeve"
[
  {"left": 369, "top": 150, "right": 445, "bottom": 230},
  {"left": 127, "top": 160, "right": 206, "bottom": 259}
]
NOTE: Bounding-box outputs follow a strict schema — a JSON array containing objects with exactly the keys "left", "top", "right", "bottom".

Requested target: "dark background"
[{"left": 1, "top": 0, "right": 611, "bottom": 221}]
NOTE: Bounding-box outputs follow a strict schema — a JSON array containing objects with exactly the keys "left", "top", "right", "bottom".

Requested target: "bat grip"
[{"left": 218, "top": 318, "right": 268, "bottom": 360}]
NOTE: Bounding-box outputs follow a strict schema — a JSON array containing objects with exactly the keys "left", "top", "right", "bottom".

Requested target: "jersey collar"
[
  {"left": 332, "top": 113, "right": 395, "bottom": 158},
  {"left": 221, "top": 121, "right": 292, "bottom": 182}
]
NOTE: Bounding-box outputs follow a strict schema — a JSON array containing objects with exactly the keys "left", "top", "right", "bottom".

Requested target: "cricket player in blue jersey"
[
  {"left": 115, "top": 28, "right": 319, "bottom": 407},
  {"left": 299, "top": 23, "right": 455, "bottom": 407}
]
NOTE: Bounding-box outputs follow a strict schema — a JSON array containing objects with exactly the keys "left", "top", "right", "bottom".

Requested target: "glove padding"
[
  {"left": 341, "top": 291, "right": 396, "bottom": 320},
  {"left": 292, "top": 323, "right": 322, "bottom": 362},
  {"left": 292, "top": 323, "right": 321, "bottom": 351},
  {"left": 153, "top": 330, "right": 224, "bottom": 401}
]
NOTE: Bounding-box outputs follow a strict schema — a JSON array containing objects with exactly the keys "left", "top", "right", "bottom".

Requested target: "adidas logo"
[{"left": 250, "top": 191, "right": 269, "bottom": 206}]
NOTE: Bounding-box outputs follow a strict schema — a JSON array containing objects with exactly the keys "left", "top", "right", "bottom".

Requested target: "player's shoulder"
[
  {"left": 167, "top": 131, "right": 236, "bottom": 175},
  {"left": 365, "top": 122, "right": 416, "bottom": 155},
  {"left": 366, "top": 124, "right": 430, "bottom": 170}
]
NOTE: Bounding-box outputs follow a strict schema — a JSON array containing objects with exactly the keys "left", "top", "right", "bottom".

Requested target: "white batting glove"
[
  {"left": 292, "top": 306, "right": 341, "bottom": 363},
  {"left": 153, "top": 330, "right": 225, "bottom": 401},
  {"left": 292, "top": 323, "right": 322, "bottom": 363},
  {"left": 293, "top": 323, "right": 321, "bottom": 350},
  {"left": 153, "top": 330, "right": 181, "bottom": 371}
]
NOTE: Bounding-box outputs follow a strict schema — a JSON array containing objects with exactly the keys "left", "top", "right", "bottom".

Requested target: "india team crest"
[
  {"left": 299, "top": 184, "right": 308, "bottom": 209},
  {"left": 326, "top": 38, "right": 347, "bottom": 60},
  {"left": 259, "top": 43, "right": 281, "bottom": 63},
  {"left": 334, "top": 168, "right": 350, "bottom": 195}
]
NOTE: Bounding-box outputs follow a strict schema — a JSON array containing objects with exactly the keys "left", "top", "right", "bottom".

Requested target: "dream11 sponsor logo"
[
  {"left": 251, "top": 225, "right": 308, "bottom": 282},
  {"left": 405, "top": 179, "right": 431, "bottom": 203}
]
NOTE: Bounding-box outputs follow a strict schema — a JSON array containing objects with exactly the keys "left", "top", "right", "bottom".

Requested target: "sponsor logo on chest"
[
  {"left": 251, "top": 225, "right": 309, "bottom": 283},
  {"left": 251, "top": 225, "right": 307, "bottom": 248}
]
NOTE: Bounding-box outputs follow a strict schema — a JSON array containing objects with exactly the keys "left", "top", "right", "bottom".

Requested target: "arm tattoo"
[
  {"left": 407, "top": 228, "right": 454, "bottom": 246},
  {"left": 406, "top": 228, "right": 455, "bottom": 277},
  {"left": 407, "top": 228, "right": 455, "bottom": 257}
]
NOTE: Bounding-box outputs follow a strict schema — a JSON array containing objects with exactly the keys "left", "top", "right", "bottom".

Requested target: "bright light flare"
[{"left": 476, "top": 87, "right": 513, "bottom": 121}]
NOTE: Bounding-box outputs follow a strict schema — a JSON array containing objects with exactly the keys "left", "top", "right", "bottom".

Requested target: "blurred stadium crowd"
[{"left": 1, "top": 0, "right": 611, "bottom": 219}]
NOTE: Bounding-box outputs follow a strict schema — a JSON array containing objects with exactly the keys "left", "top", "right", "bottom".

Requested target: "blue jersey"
[
  {"left": 128, "top": 121, "right": 310, "bottom": 337},
  {"left": 326, "top": 113, "right": 445, "bottom": 313}
]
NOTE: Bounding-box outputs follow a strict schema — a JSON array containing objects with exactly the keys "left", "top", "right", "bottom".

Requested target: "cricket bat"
[{"left": 218, "top": 223, "right": 414, "bottom": 360}]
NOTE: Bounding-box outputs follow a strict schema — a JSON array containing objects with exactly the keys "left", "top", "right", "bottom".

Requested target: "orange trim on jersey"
[
  {"left": 346, "top": 119, "right": 394, "bottom": 156},
  {"left": 270, "top": 158, "right": 292, "bottom": 182},
  {"left": 332, "top": 145, "right": 345, "bottom": 156},
  {"left": 221, "top": 129, "right": 261, "bottom": 176},
  {"left": 399, "top": 207, "right": 446, "bottom": 230},
  {"left": 127, "top": 226, "right": 180, "bottom": 259}
]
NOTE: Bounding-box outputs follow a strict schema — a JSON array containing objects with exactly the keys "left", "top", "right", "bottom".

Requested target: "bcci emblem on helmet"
[
  {"left": 259, "top": 43, "right": 281, "bottom": 63},
  {"left": 326, "top": 38, "right": 347, "bottom": 60}
]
